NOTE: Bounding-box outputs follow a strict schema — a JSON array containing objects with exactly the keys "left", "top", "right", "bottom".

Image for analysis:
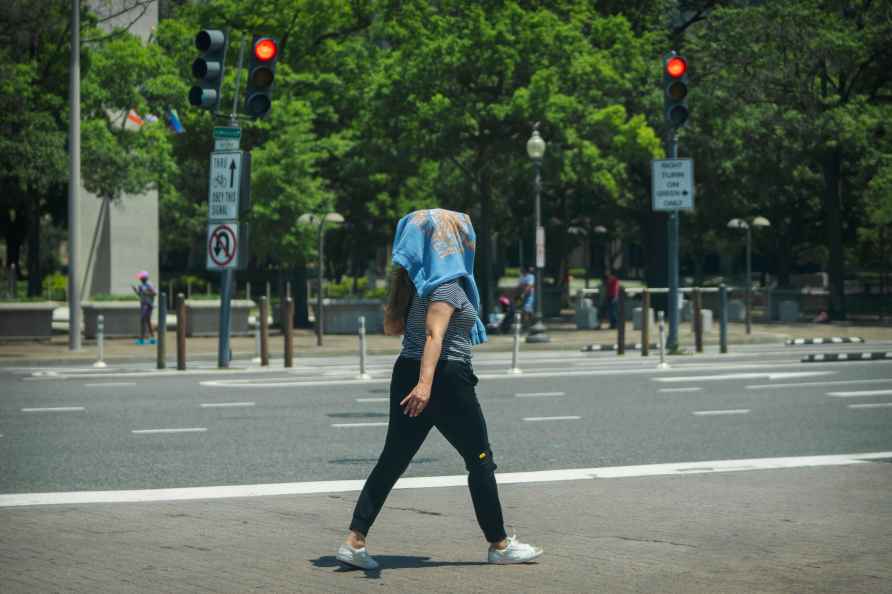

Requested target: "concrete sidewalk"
[
  {"left": 2, "top": 463, "right": 890, "bottom": 593},
  {"left": 1, "top": 319, "right": 891, "bottom": 366}
]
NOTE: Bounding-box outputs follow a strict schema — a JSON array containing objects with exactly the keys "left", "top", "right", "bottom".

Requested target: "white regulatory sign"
[
  {"left": 208, "top": 151, "right": 242, "bottom": 220},
  {"left": 207, "top": 223, "right": 239, "bottom": 270},
  {"left": 535, "top": 226, "right": 545, "bottom": 268},
  {"left": 652, "top": 158, "right": 694, "bottom": 211}
]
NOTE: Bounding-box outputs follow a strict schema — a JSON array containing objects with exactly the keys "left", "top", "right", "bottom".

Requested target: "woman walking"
[{"left": 337, "top": 209, "right": 542, "bottom": 570}]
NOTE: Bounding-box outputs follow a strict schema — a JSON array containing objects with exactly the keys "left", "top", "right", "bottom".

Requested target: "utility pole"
[{"left": 68, "top": 0, "right": 82, "bottom": 351}]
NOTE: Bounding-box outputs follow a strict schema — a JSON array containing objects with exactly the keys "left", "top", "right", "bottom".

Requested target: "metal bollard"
[
  {"left": 176, "top": 293, "right": 186, "bottom": 370},
  {"left": 357, "top": 316, "right": 371, "bottom": 379},
  {"left": 157, "top": 291, "right": 167, "bottom": 369},
  {"left": 508, "top": 312, "right": 523, "bottom": 374},
  {"left": 617, "top": 288, "right": 626, "bottom": 355},
  {"left": 657, "top": 310, "right": 670, "bottom": 369},
  {"left": 260, "top": 297, "right": 269, "bottom": 367},
  {"left": 252, "top": 324, "right": 261, "bottom": 364},
  {"left": 641, "top": 288, "right": 650, "bottom": 357},
  {"left": 719, "top": 283, "right": 728, "bottom": 354},
  {"left": 93, "top": 314, "right": 107, "bottom": 368},
  {"left": 284, "top": 297, "right": 294, "bottom": 368},
  {"left": 694, "top": 288, "right": 703, "bottom": 353}
]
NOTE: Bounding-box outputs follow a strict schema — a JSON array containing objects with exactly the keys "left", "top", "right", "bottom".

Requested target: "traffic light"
[
  {"left": 663, "top": 52, "right": 689, "bottom": 128},
  {"left": 244, "top": 35, "right": 280, "bottom": 118},
  {"left": 189, "top": 30, "right": 227, "bottom": 110}
]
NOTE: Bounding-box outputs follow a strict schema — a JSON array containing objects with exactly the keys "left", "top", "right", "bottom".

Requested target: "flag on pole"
[{"left": 166, "top": 108, "right": 185, "bottom": 134}]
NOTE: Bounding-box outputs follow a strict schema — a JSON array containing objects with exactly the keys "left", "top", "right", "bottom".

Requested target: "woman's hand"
[{"left": 400, "top": 382, "right": 431, "bottom": 417}]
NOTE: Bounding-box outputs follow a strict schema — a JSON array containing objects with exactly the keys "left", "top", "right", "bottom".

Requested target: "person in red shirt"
[{"left": 605, "top": 271, "right": 620, "bottom": 329}]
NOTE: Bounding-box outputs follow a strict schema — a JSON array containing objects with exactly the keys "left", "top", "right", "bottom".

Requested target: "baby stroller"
[{"left": 486, "top": 295, "right": 516, "bottom": 334}]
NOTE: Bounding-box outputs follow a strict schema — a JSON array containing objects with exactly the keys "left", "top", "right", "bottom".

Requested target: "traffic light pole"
[
  {"left": 68, "top": 0, "right": 82, "bottom": 351},
  {"left": 666, "top": 131, "right": 680, "bottom": 352},
  {"left": 217, "top": 38, "right": 245, "bottom": 369}
]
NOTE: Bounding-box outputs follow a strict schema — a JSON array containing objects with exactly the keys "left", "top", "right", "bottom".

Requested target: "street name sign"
[
  {"left": 208, "top": 151, "right": 243, "bottom": 220},
  {"left": 213, "top": 126, "right": 241, "bottom": 151},
  {"left": 652, "top": 158, "right": 694, "bottom": 211},
  {"left": 207, "top": 222, "right": 239, "bottom": 270}
]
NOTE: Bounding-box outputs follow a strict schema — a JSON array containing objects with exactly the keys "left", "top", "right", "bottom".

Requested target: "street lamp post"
[
  {"left": 728, "top": 216, "right": 770, "bottom": 334},
  {"left": 299, "top": 212, "right": 345, "bottom": 346},
  {"left": 526, "top": 127, "right": 549, "bottom": 343}
]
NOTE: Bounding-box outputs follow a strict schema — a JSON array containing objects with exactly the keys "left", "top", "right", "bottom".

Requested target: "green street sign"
[{"left": 213, "top": 126, "right": 241, "bottom": 140}]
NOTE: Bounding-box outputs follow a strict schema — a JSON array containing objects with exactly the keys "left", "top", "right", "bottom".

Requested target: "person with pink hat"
[{"left": 131, "top": 271, "right": 157, "bottom": 345}]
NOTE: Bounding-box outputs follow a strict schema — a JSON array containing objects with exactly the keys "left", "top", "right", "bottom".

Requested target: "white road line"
[
  {"left": 356, "top": 397, "right": 388, "bottom": 403},
  {"left": 21, "top": 407, "right": 86, "bottom": 412},
  {"left": 515, "top": 392, "right": 565, "bottom": 398},
  {"left": 331, "top": 422, "right": 388, "bottom": 428},
  {"left": 200, "top": 402, "right": 256, "bottom": 408},
  {"left": 847, "top": 403, "right": 892, "bottom": 409},
  {"left": 748, "top": 378, "right": 892, "bottom": 390},
  {"left": 131, "top": 428, "right": 208, "bottom": 434},
  {"left": 827, "top": 389, "right": 892, "bottom": 398},
  {"left": 692, "top": 409, "right": 750, "bottom": 416},
  {"left": 84, "top": 382, "right": 137, "bottom": 388},
  {"left": 522, "top": 416, "right": 581, "bottom": 422},
  {"left": 659, "top": 387, "right": 703, "bottom": 393},
  {"left": 3, "top": 451, "right": 889, "bottom": 507},
  {"left": 655, "top": 371, "right": 835, "bottom": 383}
]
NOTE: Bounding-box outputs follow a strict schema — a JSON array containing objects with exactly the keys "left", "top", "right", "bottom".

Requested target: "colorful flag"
[{"left": 166, "top": 109, "right": 185, "bottom": 134}]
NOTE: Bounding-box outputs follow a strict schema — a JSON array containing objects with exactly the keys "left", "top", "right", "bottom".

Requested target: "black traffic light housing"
[
  {"left": 189, "top": 29, "right": 227, "bottom": 111},
  {"left": 663, "top": 52, "right": 689, "bottom": 128},
  {"left": 244, "top": 35, "right": 280, "bottom": 118}
]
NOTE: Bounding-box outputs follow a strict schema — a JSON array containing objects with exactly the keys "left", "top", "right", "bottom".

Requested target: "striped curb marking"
[
  {"left": 801, "top": 352, "right": 891, "bottom": 363},
  {"left": 786, "top": 337, "right": 864, "bottom": 346},
  {"left": 581, "top": 343, "right": 659, "bottom": 352}
]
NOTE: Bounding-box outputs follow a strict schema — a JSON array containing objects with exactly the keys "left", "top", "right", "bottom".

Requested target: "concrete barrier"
[
  {"left": 185, "top": 300, "right": 255, "bottom": 337},
  {"left": 633, "top": 307, "right": 655, "bottom": 331},
  {"left": 0, "top": 302, "right": 56, "bottom": 339},
  {"left": 310, "top": 299, "right": 385, "bottom": 334},
  {"left": 82, "top": 302, "right": 141, "bottom": 338}
]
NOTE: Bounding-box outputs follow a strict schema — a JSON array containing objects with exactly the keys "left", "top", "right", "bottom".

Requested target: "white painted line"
[
  {"left": 3, "top": 451, "right": 890, "bottom": 507},
  {"left": 331, "top": 422, "right": 388, "bottom": 428},
  {"left": 827, "top": 389, "right": 892, "bottom": 398},
  {"left": 748, "top": 378, "right": 892, "bottom": 390},
  {"left": 515, "top": 392, "right": 565, "bottom": 398},
  {"left": 355, "top": 397, "right": 388, "bottom": 403},
  {"left": 132, "top": 428, "right": 207, "bottom": 434},
  {"left": 655, "top": 371, "right": 835, "bottom": 383},
  {"left": 21, "top": 407, "right": 86, "bottom": 412},
  {"left": 659, "top": 387, "right": 703, "bottom": 393},
  {"left": 200, "top": 402, "right": 256, "bottom": 408},
  {"left": 522, "top": 416, "right": 581, "bottom": 422},
  {"left": 692, "top": 409, "right": 750, "bottom": 416},
  {"left": 847, "top": 403, "right": 892, "bottom": 409},
  {"left": 84, "top": 382, "right": 137, "bottom": 388}
]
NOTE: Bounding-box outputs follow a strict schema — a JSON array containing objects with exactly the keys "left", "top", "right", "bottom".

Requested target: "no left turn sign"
[{"left": 207, "top": 223, "right": 239, "bottom": 270}]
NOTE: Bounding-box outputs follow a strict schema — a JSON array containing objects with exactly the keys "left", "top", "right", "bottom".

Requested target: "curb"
[
  {"left": 581, "top": 343, "right": 659, "bottom": 352},
  {"left": 786, "top": 337, "right": 865, "bottom": 346},
  {"left": 801, "top": 352, "right": 891, "bottom": 363}
]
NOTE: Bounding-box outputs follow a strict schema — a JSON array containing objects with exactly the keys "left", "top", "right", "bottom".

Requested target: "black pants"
[{"left": 349, "top": 357, "right": 507, "bottom": 543}]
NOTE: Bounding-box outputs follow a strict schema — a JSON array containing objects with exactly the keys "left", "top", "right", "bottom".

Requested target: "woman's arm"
[{"left": 400, "top": 300, "right": 454, "bottom": 417}]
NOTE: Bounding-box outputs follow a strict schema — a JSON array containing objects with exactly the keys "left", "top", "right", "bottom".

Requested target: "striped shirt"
[{"left": 400, "top": 280, "right": 476, "bottom": 363}]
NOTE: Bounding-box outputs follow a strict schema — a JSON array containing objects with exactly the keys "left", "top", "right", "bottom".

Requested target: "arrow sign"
[
  {"left": 652, "top": 158, "right": 694, "bottom": 211},
  {"left": 207, "top": 150, "right": 243, "bottom": 221}
]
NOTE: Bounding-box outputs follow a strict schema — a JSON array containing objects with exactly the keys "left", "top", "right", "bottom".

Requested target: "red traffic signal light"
[
  {"left": 665, "top": 56, "right": 687, "bottom": 78},
  {"left": 253, "top": 38, "right": 278, "bottom": 62}
]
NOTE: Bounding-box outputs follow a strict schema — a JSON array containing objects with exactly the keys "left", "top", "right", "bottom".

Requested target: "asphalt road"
[{"left": 2, "top": 347, "right": 891, "bottom": 494}]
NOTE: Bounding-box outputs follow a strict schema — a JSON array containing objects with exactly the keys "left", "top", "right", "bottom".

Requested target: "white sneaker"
[
  {"left": 336, "top": 543, "right": 379, "bottom": 570},
  {"left": 487, "top": 535, "right": 543, "bottom": 564}
]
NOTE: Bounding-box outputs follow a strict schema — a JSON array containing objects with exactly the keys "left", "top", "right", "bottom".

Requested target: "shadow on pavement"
[{"left": 312, "top": 554, "right": 495, "bottom": 576}]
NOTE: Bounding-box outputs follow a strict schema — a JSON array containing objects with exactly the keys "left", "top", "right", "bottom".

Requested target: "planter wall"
[
  {"left": 0, "top": 302, "right": 56, "bottom": 339},
  {"left": 82, "top": 301, "right": 144, "bottom": 338},
  {"left": 311, "top": 299, "right": 385, "bottom": 334},
  {"left": 185, "top": 300, "right": 255, "bottom": 337}
]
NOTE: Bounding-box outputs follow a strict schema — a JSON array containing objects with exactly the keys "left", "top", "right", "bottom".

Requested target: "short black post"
[
  {"left": 284, "top": 297, "right": 294, "bottom": 368},
  {"left": 617, "top": 288, "right": 626, "bottom": 355},
  {"left": 259, "top": 296, "right": 269, "bottom": 367},
  {"left": 641, "top": 289, "right": 650, "bottom": 357},
  {"left": 719, "top": 284, "right": 728, "bottom": 354},
  {"left": 157, "top": 291, "right": 167, "bottom": 370},
  {"left": 176, "top": 293, "right": 187, "bottom": 370},
  {"left": 694, "top": 288, "right": 703, "bottom": 353}
]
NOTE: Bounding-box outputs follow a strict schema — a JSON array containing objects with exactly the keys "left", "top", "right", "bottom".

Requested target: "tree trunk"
[
  {"left": 26, "top": 193, "right": 43, "bottom": 297},
  {"left": 821, "top": 148, "right": 846, "bottom": 320}
]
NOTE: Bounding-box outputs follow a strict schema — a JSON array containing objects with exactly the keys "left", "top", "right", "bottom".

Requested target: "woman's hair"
[{"left": 384, "top": 266, "right": 414, "bottom": 325}]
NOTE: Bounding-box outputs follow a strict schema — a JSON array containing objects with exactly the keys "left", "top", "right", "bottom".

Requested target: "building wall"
[{"left": 77, "top": 1, "right": 160, "bottom": 297}]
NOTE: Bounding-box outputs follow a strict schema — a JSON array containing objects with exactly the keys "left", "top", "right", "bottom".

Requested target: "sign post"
[{"left": 652, "top": 155, "right": 695, "bottom": 351}]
